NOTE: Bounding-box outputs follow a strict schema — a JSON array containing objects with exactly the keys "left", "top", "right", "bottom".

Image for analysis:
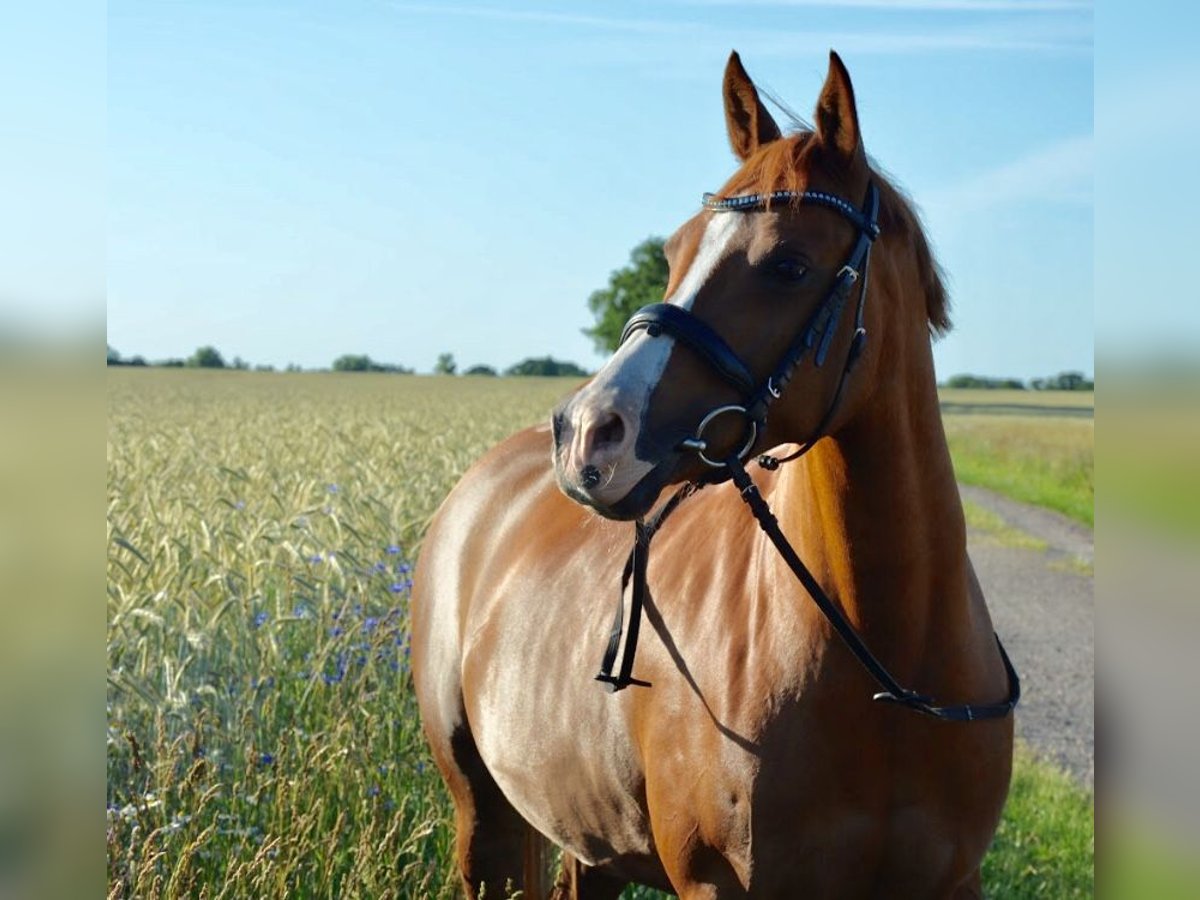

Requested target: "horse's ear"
[
  {"left": 723, "top": 51, "right": 782, "bottom": 162},
  {"left": 813, "top": 51, "right": 864, "bottom": 166}
]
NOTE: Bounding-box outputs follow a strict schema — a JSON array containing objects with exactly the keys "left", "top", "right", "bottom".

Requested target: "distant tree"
[
  {"left": 231, "top": 356, "right": 250, "bottom": 371},
  {"left": 187, "top": 346, "right": 226, "bottom": 369},
  {"left": 584, "top": 237, "right": 669, "bottom": 353},
  {"left": 158, "top": 358, "right": 186, "bottom": 368},
  {"left": 463, "top": 364, "right": 497, "bottom": 376},
  {"left": 128, "top": 355, "right": 147, "bottom": 367},
  {"left": 1042, "top": 370, "right": 1092, "bottom": 391},
  {"left": 333, "top": 354, "right": 372, "bottom": 372},
  {"left": 107, "top": 345, "right": 121, "bottom": 366},
  {"left": 505, "top": 356, "right": 589, "bottom": 377},
  {"left": 1029, "top": 372, "right": 1082, "bottom": 390},
  {"left": 944, "top": 374, "right": 1026, "bottom": 390},
  {"left": 434, "top": 353, "right": 457, "bottom": 376},
  {"left": 332, "top": 353, "right": 413, "bottom": 374},
  {"left": 285, "top": 363, "right": 303, "bottom": 372},
  {"left": 254, "top": 364, "right": 275, "bottom": 372}
]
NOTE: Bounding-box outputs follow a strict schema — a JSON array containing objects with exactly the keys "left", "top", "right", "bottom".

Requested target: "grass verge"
[
  {"left": 944, "top": 415, "right": 1093, "bottom": 527},
  {"left": 982, "top": 746, "right": 1094, "bottom": 898}
]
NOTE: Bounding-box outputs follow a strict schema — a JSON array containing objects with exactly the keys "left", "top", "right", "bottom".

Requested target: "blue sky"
[{"left": 98, "top": 3, "right": 1090, "bottom": 375}]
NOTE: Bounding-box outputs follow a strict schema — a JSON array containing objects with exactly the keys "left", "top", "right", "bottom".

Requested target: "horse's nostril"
[{"left": 592, "top": 413, "right": 626, "bottom": 450}]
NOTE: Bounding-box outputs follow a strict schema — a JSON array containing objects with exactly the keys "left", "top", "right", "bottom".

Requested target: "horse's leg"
[
  {"left": 549, "top": 852, "right": 626, "bottom": 900},
  {"left": 432, "top": 723, "right": 545, "bottom": 899}
]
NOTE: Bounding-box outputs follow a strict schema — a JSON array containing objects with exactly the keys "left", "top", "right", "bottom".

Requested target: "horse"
[{"left": 412, "top": 51, "right": 1016, "bottom": 899}]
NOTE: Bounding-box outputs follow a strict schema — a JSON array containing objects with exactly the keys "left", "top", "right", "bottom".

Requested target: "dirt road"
[{"left": 961, "top": 484, "right": 1094, "bottom": 788}]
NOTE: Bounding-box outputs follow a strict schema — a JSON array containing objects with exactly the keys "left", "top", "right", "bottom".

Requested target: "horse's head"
[{"left": 554, "top": 51, "right": 948, "bottom": 520}]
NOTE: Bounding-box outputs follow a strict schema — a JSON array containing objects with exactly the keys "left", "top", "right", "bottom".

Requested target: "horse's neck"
[{"left": 778, "top": 369, "right": 967, "bottom": 650}]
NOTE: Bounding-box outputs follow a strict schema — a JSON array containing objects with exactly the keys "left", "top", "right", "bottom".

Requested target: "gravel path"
[{"left": 960, "top": 484, "right": 1094, "bottom": 788}]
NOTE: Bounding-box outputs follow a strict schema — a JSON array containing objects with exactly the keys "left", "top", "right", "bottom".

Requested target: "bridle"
[
  {"left": 619, "top": 184, "right": 879, "bottom": 472},
  {"left": 593, "top": 181, "right": 1021, "bottom": 723}
]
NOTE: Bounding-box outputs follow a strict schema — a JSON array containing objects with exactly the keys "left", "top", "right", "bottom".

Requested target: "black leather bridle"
[
  {"left": 618, "top": 183, "right": 880, "bottom": 470},
  {"left": 594, "top": 181, "right": 1021, "bottom": 723}
]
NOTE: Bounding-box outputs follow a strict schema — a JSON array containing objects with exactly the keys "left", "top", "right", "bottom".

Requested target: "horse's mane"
[{"left": 716, "top": 132, "right": 952, "bottom": 338}]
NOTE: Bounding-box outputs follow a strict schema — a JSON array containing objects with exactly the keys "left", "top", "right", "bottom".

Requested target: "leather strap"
[
  {"left": 621, "top": 304, "right": 757, "bottom": 397},
  {"left": 725, "top": 456, "right": 1020, "bottom": 721},
  {"left": 595, "top": 484, "right": 699, "bottom": 690}
]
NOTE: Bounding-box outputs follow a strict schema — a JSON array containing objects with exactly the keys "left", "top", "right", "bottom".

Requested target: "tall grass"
[
  {"left": 943, "top": 414, "right": 1094, "bottom": 527},
  {"left": 108, "top": 371, "right": 1091, "bottom": 897},
  {"left": 107, "top": 372, "right": 574, "bottom": 898}
]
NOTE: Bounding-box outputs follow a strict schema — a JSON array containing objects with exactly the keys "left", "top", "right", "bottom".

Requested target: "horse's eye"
[{"left": 771, "top": 258, "right": 808, "bottom": 283}]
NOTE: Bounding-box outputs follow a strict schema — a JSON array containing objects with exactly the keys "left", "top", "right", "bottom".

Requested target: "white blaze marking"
[
  {"left": 664, "top": 212, "right": 742, "bottom": 310},
  {"left": 590, "top": 212, "right": 743, "bottom": 401},
  {"left": 569, "top": 213, "right": 744, "bottom": 497}
]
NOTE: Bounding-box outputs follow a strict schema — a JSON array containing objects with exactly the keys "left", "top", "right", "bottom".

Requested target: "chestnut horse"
[{"left": 413, "top": 52, "right": 1015, "bottom": 898}]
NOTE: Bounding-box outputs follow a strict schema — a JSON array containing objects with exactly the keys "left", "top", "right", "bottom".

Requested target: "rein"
[{"left": 594, "top": 181, "right": 1021, "bottom": 722}]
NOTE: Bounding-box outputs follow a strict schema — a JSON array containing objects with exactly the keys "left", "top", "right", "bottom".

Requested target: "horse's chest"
[{"left": 464, "top": 631, "right": 656, "bottom": 865}]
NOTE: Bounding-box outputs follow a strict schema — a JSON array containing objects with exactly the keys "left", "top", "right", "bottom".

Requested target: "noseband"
[
  {"left": 594, "top": 181, "right": 1021, "bottom": 723},
  {"left": 618, "top": 182, "right": 880, "bottom": 469}
]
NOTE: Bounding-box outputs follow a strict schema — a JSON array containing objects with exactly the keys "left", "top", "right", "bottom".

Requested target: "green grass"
[
  {"left": 938, "top": 387, "right": 1094, "bottom": 412},
  {"left": 983, "top": 747, "right": 1094, "bottom": 898},
  {"left": 961, "top": 499, "right": 1049, "bottom": 552},
  {"left": 107, "top": 371, "right": 1094, "bottom": 897},
  {"left": 943, "top": 414, "right": 1094, "bottom": 527}
]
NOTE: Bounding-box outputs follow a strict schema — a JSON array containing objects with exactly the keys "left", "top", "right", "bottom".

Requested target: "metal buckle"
[
  {"left": 685, "top": 405, "right": 758, "bottom": 468},
  {"left": 837, "top": 265, "right": 859, "bottom": 284}
]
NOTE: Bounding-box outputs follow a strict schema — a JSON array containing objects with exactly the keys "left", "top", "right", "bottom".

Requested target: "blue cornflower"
[
  {"left": 327, "top": 484, "right": 339, "bottom": 494},
  {"left": 308, "top": 553, "right": 323, "bottom": 564},
  {"left": 362, "top": 617, "right": 379, "bottom": 633},
  {"left": 329, "top": 626, "right": 343, "bottom": 637},
  {"left": 235, "top": 500, "right": 246, "bottom": 510},
  {"left": 389, "top": 582, "right": 405, "bottom": 593},
  {"left": 252, "top": 610, "right": 269, "bottom": 628},
  {"left": 259, "top": 753, "right": 274, "bottom": 766},
  {"left": 395, "top": 562, "right": 411, "bottom": 575},
  {"left": 367, "top": 785, "right": 381, "bottom": 797},
  {"left": 385, "top": 544, "right": 401, "bottom": 555}
]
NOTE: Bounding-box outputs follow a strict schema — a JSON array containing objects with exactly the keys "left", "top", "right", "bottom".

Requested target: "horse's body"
[{"left": 413, "top": 53, "right": 1013, "bottom": 898}]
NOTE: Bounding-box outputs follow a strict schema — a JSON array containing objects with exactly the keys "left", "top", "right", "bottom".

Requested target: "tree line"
[
  {"left": 106, "top": 235, "right": 1092, "bottom": 390},
  {"left": 106, "top": 345, "right": 589, "bottom": 377},
  {"left": 941, "top": 372, "right": 1093, "bottom": 391}
]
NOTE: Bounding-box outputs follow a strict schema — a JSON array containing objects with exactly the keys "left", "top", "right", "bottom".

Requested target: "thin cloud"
[
  {"left": 922, "top": 134, "right": 1092, "bottom": 219},
  {"left": 384, "top": 2, "right": 700, "bottom": 35},
  {"left": 386, "top": 2, "right": 1091, "bottom": 55}
]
